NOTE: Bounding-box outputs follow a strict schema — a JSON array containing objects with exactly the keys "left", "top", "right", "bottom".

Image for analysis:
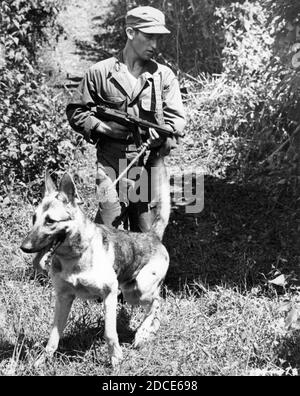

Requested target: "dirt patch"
[{"left": 41, "top": 0, "right": 113, "bottom": 80}]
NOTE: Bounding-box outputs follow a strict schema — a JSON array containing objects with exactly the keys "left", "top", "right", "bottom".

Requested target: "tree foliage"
[
  {"left": 0, "top": 0, "right": 79, "bottom": 200},
  {"left": 264, "top": 0, "right": 300, "bottom": 120},
  {"left": 96, "top": 0, "right": 250, "bottom": 74},
  {"left": 261, "top": 0, "right": 300, "bottom": 175}
]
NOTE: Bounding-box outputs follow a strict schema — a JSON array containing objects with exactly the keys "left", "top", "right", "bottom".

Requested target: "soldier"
[{"left": 67, "top": 6, "right": 186, "bottom": 232}]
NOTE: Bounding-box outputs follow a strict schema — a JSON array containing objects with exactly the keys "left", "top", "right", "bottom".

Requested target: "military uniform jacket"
[{"left": 66, "top": 55, "right": 186, "bottom": 147}]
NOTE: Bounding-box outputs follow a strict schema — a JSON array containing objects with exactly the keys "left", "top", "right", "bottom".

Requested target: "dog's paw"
[
  {"left": 34, "top": 351, "right": 53, "bottom": 369},
  {"left": 111, "top": 355, "right": 122, "bottom": 368},
  {"left": 133, "top": 328, "right": 153, "bottom": 348},
  {"left": 110, "top": 345, "right": 123, "bottom": 368}
]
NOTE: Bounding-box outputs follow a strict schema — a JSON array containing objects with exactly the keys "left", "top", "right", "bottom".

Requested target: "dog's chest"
[
  {"left": 62, "top": 270, "right": 109, "bottom": 299},
  {"left": 53, "top": 255, "right": 115, "bottom": 300},
  {"left": 52, "top": 239, "right": 117, "bottom": 299}
]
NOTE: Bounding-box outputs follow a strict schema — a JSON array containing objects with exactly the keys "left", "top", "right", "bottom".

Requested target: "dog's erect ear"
[
  {"left": 44, "top": 170, "right": 57, "bottom": 196},
  {"left": 59, "top": 173, "right": 76, "bottom": 204}
]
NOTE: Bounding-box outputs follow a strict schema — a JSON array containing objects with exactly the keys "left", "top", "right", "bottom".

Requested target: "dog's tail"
[{"left": 148, "top": 154, "right": 171, "bottom": 241}]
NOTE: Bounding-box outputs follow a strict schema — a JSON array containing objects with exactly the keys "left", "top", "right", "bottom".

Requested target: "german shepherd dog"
[{"left": 20, "top": 167, "right": 170, "bottom": 367}]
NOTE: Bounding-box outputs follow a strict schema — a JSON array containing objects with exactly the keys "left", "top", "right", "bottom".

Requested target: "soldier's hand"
[
  {"left": 148, "top": 125, "right": 177, "bottom": 156},
  {"left": 148, "top": 127, "right": 163, "bottom": 148},
  {"left": 95, "top": 121, "right": 128, "bottom": 139},
  {"left": 159, "top": 136, "right": 177, "bottom": 156}
]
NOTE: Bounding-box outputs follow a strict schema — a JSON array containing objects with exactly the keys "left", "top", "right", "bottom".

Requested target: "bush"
[
  {"left": 182, "top": 74, "right": 255, "bottom": 178},
  {"left": 187, "top": 1, "right": 300, "bottom": 180},
  {"left": 214, "top": 2, "right": 278, "bottom": 160},
  {"left": 0, "top": 0, "right": 63, "bottom": 67},
  {"left": 0, "top": 74, "right": 78, "bottom": 199},
  {"left": 0, "top": 0, "right": 80, "bottom": 200},
  {"left": 175, "top": 2, "right": 276, "bottom": 178},
  {"left": 264, "top": 0, "right": 300, "bottom": 123}
]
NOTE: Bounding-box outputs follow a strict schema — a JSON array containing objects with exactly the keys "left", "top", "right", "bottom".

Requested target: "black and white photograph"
[{"left": 0, "top": 0, "right": 300, "bottom": 378}]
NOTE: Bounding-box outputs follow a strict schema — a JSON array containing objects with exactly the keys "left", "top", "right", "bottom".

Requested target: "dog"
[{"left": 20, "top": 170, "right": 170, "bottom": 367}]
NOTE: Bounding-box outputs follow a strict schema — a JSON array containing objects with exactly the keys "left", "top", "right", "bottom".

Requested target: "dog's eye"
[
  {"left": 32, "top": 214, "right": 37, "bottom": 225},
  {"left": 45, "top": 216, "right": 56, "bottom": 225}
]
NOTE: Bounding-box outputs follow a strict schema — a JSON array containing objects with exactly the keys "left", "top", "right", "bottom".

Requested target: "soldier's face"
[{"left": 131, "top": 30, "right": 161, "bottom": 60}]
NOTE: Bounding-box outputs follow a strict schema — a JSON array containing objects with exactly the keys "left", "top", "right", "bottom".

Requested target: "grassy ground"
[
  {"left": 0, "top": 154, "right": 300, "bottom": 376},
  {"left": 1, "top": 0, "right": 300, "bottom": 377}
]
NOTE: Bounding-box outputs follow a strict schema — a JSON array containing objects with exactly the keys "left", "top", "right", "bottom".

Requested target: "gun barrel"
[{"left": 125, "top": 114, "right": 173, "bottom": 137}]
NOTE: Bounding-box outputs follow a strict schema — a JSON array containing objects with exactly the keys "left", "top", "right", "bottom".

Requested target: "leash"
[{"left": 110, "top": 139, "right": 151, "bottom": 189}]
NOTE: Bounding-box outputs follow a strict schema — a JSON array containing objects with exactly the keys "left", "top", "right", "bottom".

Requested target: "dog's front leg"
[
  {"left": 103, "top": 286, "right": 123, "bottom": 367},
  {"left": 35, "top": 293, "right": 74, "bottom": 367},
  {"left": 46, "top": 293, "right": 74, "bottom": 355}
]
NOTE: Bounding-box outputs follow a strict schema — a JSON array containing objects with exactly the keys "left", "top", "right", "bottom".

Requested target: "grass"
[{"left": 0, "top": 195, "right": 300, "bottom": 376}]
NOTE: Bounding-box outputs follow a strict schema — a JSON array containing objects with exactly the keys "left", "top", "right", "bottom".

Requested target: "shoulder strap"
[{"left": 153, "top": 72, "right": 165, "bottom": 126}]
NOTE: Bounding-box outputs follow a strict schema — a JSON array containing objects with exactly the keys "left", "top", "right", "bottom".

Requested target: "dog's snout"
[
  {"left": 20, "top": 239, "right": 35, "bottom": 253},
  {"left": 20, "top": 245, "right": 32, "bottom": 253}
]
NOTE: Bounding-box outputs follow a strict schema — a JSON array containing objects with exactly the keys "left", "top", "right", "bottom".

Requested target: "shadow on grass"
[
  {"left": 0, "top": 338, "right": 15, "bottom": 363},
  {"left": 0, "top": 308, "right": 134, "bottom": 368},
  {"left": 277, "top": 332, "right": 300, "bottom": 374},
  {"left": 0, "top": 332, "right": 38, "bottom": 367},
  {"left": 57, "top": 305, "right": 134, "bottom": 360},
  {"left": 164, "top": 174, "right": 299, "bottom": 291}
]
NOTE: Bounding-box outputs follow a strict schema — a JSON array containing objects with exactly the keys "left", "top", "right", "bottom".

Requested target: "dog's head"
[{"left": 21, "top": 172, "right": 78, "bottom": 254}]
